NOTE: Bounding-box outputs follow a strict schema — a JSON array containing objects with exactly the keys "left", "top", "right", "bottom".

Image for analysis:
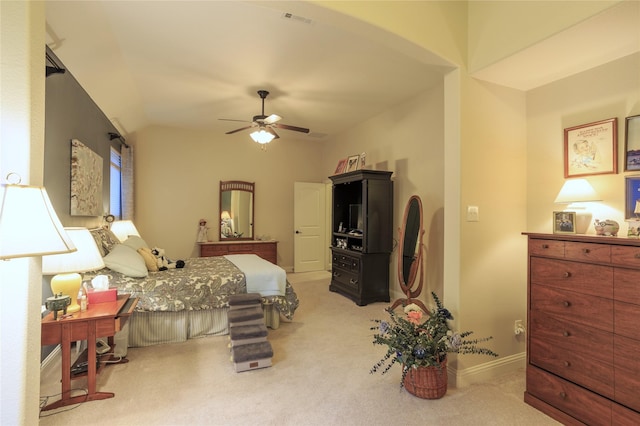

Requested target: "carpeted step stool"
[{"left": 227, "top": 293, "right": 273, "bottom": 372}]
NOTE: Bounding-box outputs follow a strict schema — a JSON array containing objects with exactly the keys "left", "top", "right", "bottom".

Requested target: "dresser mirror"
[
  {"left": 219, "top": 181, "right": 254, "bottom": 240},
  {"left": 390, "top": 195, "right": 426, "bottom": 311}
]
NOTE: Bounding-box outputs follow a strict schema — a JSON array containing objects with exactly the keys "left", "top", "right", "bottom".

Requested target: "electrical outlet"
[{"left": 514, "top": 320, "right": 525, "bottom": 335}]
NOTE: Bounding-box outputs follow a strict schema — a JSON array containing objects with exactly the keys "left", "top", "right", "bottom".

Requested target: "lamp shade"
[
  {"left": 110, "top": 220, "right": 140, "bottom": 242},
  {"left": 554, "top": 179, "right": 601, "bottom": 203},
  {"left": 635, "top": 200, "right": 640, "bottom": 215},
  {"left": 0, "top": 184, "right": 76, "bottom": 260},
  {"left": 42, "top": 227, "right": 105, "bottom": 275},
  {"left": 250, "top": 129, "right": 275, "bottom": 144}
]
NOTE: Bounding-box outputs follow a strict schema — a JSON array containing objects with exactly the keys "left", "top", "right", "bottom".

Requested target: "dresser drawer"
[
  {"left": 530, "top": 337, "right": 613, "bottom": 398},
  {"left": 530, "top": 257, "right": 613, "bottom": 299},
  {"left": 531, "top": 284, "right": 614, "bottom": 332},
  {"left": 200, "top": 244, "right": 228, "bottom": 257},
  {"left": 527, "top": 366, "right": 612, "bottom": 426},
  {"left": 529, "top": 239, "right": 564, "bottom": 257},
  {"left": 611, "top": 245, "right": 640, "bottom": 268},
  {"left": 614, "top": 268, "right": 640, "bottom": 305},
  {"left": 332, "top": 253, "right": 360, "bottom": 272},
  {"left": 530, "top": 309, "right": 612, "bottom": 362},
  {"left": 331, "top": 268, "right": 359, "bottom": 292},
  {"left": 612, "top": 404, "right": 640, "bottom": 425},
  {"left": 615, "top": 300, "right": 640, "bottom": 341},
  {"left": 565, "top": 242, "right": 611, "bottom": 263}
]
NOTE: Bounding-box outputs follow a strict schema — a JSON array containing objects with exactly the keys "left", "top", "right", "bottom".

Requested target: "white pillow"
[
  {"left": 103, "top": 244, "right": 148, "bottom": 278},
  {"left": 122, "top": 235, "right": 149, "bottom": 251}
]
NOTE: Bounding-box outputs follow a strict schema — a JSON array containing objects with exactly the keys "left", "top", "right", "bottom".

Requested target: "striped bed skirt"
[{"left": 127, "top": 304, "right": 280, "bottom": 347}]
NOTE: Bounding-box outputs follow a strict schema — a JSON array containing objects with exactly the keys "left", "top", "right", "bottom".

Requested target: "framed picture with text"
[{"left": 564, "top": 118, "right": 617, "bottom": 178}]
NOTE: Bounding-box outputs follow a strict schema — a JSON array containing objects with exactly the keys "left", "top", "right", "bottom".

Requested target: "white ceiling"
[{"left": 45, "top": 1, "right": 640, "bottom": 141}]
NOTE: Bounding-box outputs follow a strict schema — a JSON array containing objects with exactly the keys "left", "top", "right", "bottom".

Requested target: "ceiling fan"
[{"left": 220, "top": 90, "right": 309, "bottom": 143}]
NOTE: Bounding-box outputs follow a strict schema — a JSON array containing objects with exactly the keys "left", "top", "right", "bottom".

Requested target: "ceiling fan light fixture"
[{"left": 250, "top": 129, "right": 275, "bottom": 144}]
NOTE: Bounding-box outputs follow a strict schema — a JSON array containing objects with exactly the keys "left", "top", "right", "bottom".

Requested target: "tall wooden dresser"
[{"left": 524, "top": 233, "right": 640, "bottom": 425}]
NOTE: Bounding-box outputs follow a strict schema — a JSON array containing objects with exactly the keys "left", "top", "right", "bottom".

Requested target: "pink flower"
[{"left": 406, "top": 310, "right": 423, "bottom": 324}]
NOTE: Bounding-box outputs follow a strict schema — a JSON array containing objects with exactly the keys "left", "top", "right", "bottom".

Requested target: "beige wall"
[
  {"left": 527, "top": 52, "right": 640, "bottom": 233},
  {"left": 0, "top": 2, "right": 46, "bottom": 424},
  {"left": 134, "top": 125, "right": 325, "bottom": 270}
]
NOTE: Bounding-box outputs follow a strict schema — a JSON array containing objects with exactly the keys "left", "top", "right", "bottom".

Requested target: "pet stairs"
[{"left": 228, "top": 293, "right": 273, "bottom": 372}]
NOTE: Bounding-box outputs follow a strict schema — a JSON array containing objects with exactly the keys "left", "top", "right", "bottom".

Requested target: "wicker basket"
[{"left": 403, "top": 360, "right": 448, "bottom": 399}]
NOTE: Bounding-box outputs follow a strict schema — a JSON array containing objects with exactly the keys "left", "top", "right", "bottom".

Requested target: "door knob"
[{"left": 295, "top": 230, "right": 301, "bottom": 234}]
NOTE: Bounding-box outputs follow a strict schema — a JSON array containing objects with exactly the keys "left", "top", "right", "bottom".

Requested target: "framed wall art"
[
  {"left": 564, "top": 117, "right": 617, "bottom": 178},
  {"left": 553, "top": 211, "right": 577, "bottom": 234},
  {"left": 70, "top": 139, "right": 103, "bottom": 216},
  {"left": 624, "top": 115, "right": 640, "bottom": 171},
  {"left": 346, "top": 155, "right": 359, "bottom": 172},
  {"left": 625, "top": 175, "right": 640, "bottom": 219}
]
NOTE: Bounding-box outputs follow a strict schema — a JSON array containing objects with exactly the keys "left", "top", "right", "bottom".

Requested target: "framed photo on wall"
[
  {"left": 624, "top": 115, "right": 640, "bottom": 171},
  {"left": 625, "top": 176, "right": 640, "bottom": 219},
  {"left": 564, "top": 118, "right": 617, "bottom": 178},
  {"left": 553, "top": 211, "right": 577, "bottom": 234}
]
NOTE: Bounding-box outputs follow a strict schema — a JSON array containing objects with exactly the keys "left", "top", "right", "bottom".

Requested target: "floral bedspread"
[{"left": 88, "top": 256, "right": 298, "bottom": 320}]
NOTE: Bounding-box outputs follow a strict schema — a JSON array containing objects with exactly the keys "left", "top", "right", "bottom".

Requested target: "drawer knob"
[
  {"left": 563, "top": 331, "right": 570, "bottom": 337},
  {"left": 563, "top": 271, "right": 571, "bottom": 278},
  {"left": 333, "top": 272, "right": 341, "bottom": 278},
  {"left": 559, "top": 392, "right": 567, "bottom": 399},
  {"left": 349, "top": 278, "right": 358, "bottom": 285},
  {"left": 582, "top": 248, "right": 590, "bottom": 254},
  {"left": 564, "top": 361, "right": 571, "bottom": 367},
  {"left": 563, "top": 301, "right": 571, "bottom": 307},
  {"left": 542, "top": 244, "right": 549, "bottom": 249},
  {"left": 635, "top": 253, "right": 640, "bottom": 259}
]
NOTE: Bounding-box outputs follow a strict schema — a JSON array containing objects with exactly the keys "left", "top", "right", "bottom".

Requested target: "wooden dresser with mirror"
[{"left": 200, "top": 180, "right": 277, "bottom": 265}]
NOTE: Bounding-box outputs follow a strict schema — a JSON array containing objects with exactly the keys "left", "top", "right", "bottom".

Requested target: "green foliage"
[{"left": 370, "top": 292, "right": 498, "bottom": 387}]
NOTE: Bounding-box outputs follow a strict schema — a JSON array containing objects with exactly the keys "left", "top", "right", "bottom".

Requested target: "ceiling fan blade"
[
  {"left": 265, "top": 126, "right": 280, "bottom": 139},
  {"left": 264, "top": 114, "right": 281, "bottom": 124},
  {"left": 274, "top": 123, "right": 310, "bottom": 133},
  {"left": 225, "top": 125, "right": 254, "bottom": 135},
  {"left": 219, "top": 118, "right": 250, "bottom": 123}
]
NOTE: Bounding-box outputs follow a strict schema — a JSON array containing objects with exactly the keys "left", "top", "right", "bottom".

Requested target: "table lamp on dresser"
[{"left": 42, "top": 227, "right": 105, "bottom": 313}]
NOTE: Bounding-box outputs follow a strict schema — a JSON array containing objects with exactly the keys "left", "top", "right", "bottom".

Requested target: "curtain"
[{"left": 121, "top": 145, "right": 135, "bottom": 220}]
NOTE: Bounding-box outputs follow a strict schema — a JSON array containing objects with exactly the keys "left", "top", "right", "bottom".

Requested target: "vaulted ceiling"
[{"left": 45, "top": 1, "right": 639, "bottom": 141}]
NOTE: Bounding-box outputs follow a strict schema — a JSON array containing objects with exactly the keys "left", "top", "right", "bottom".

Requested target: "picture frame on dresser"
[
  {"left": 564, "top": 117, "right": 617, "bottom": 178},
  {"left": 553, "top": 211, "right": 576, "bottom": 234},
  {"left": 624, "top": 115, "right": 640, "bottom": 171},
  {"left": 625, "top": 176, "right": 640, "bottom": 219}
]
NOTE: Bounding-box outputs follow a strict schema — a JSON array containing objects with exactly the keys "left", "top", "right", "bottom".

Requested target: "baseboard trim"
[
  {"left": 449, "top": 351, "right": 526, "bottom": 388},
  {"left": 40, "top": 344, "right": 60, "bottom": 372}
]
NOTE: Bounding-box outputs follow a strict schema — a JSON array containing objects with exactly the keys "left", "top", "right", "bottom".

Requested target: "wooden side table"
[{"left": 41, "top": 294, "right": 137, "bottom": 410}]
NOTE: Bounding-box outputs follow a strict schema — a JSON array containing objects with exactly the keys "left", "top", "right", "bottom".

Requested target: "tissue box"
[{"left": 87, "top": 288, "right": 117, "bottom": 304}]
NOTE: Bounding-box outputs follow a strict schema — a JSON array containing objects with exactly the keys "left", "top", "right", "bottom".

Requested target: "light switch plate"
[{"left": 467, "top": 206, "right": 479, "bottom": 222}]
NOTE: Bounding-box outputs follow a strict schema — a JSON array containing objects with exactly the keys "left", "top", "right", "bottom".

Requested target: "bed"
[{"left": 87, "top": 228, "right": 299, "bottom": 348}]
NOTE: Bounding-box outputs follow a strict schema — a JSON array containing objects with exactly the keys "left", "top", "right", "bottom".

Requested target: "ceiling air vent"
[{"left": 282, "top": 12, "right": 313, "bottom": 25}]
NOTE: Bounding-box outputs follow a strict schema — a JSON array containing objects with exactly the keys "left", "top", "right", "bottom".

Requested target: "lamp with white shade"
[
  {"left": 42, "top": 228, "right": 105, "bottom": 313},
  {"left": 554, "top": 178, "right": 601, "bottom": 234},
  {"left": 109, "top": 219, "right": 140, "bottom": 242},
  {"left": 0, "top": 183, "right": 76, "bottom": 260}
]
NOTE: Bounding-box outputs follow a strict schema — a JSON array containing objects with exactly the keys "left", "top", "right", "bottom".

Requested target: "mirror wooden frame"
[
  {"left": 219, "top": 181, "right": 254, "bottom": 240},
  {"left": 390, "top": 195, "right": 426, "bottom": 312}
]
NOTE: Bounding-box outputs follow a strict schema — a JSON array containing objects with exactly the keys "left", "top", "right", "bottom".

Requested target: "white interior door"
[{"left": 294, "top": 182, "right": 326, "bottom": 272}]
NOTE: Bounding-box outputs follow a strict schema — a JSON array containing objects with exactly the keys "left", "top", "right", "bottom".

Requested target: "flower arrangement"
[{"left": 370, "top": 292, "right": 498, "bottom": 387}]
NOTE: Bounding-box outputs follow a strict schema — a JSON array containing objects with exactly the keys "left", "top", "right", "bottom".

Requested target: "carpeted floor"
[{"left": 39, "top": 271, "right": 559, "bottom": 425}]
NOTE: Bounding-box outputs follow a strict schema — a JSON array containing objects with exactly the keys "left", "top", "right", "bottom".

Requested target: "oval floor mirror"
[{"left": 390, "top": 195, "right": 427, "bottom": 312}]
